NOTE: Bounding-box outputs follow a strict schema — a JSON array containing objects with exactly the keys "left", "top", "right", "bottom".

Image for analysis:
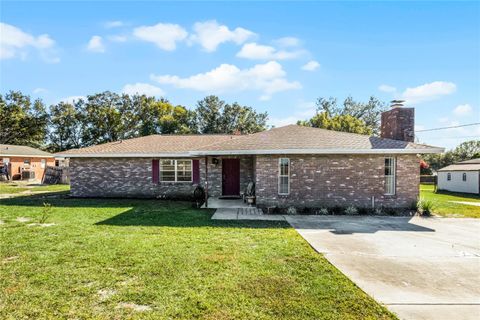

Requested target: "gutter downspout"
[{"left": 205, "top": 156, "right": 208, "bottom": 208}]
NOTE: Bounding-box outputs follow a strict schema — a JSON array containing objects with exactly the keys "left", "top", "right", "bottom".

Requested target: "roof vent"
[{"left": 390, "top": 100, "right": 405, "bottom": 108}]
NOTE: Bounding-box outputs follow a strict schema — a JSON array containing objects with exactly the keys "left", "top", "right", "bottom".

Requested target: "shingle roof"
[
  {"left": 0, "top": 144, "right": 53, "bottom": 157},
  {"left": 57, "top": 134, "right": 237, "bottom": 156},
  {"left": 438, "top": 158, "right": 480, "bottom": 172},
  {"left": 56, "top": 125, "right": 443, "bottom": 157},
  {"left": 194, "top": 125, "right": 442, "bottom": 154}
]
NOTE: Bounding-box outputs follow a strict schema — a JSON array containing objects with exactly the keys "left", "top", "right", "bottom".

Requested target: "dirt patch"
[
  {"left": 0, "top": 220, "right": 5, "bottom": 225},
  {"left": 16, "top": 217, "right": 31, "bottom": 223},
  {"left": 2, "top": 256, "right": 19, "bottom": 263},
  {"left": 97, "top": 289, "right": 116, "bottom": 301},
  {"left": 116, "top": 302, "right": 152, "bottom": 312},
  {"left": 27, "top": 223, "right": 56, "bottom": 227}
]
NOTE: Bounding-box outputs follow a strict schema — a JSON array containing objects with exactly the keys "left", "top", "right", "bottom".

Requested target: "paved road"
[{"left": 286, "top": 215, "right": 480, "bottom": 320}]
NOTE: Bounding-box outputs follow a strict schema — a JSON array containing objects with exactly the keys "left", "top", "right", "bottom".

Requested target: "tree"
[
  {"left": 194, "top": 96, "right": 267, "bottom": 134},
  {"left": 81, "top": 92, "right": 129, "bottom": 146},
  {"left": 48, "top": 101, "right": 85, "bottom": 152},
  {"left": 0, "top": 91, "right": 48, "bottom": 147},
  {"left": 308, "top": 96, "right": 387, "bottom": 135},
  {"left": 132, "top": 95, "right": 195, "bottom": 135},
  {"left": 298, "top": 111, "right": 373, "bottom": 135},
  {"left": 421, "top": 140, "right": 480, "bottom": 172}
]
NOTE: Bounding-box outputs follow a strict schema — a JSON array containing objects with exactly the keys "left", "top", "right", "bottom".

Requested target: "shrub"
[
  {"left": 344, "top": 206, "right": 358, "bottom": 215},
  {"left": 39, "top": 202, "right": 53, "bottom": 223},
  {"left": 374, "top": 207, "right": 384, "bottom": 215},
  {"left": 316, "top": 208, "right": 329, "bottom": 215},
  {"left": 286, "top": 206, "right": 297, "bottom": 215},
  {"left": 417, "top": 198, "right": 435, "bottom": 216}
]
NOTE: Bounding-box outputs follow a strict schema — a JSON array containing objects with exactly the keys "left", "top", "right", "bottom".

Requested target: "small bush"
[
  {"left": 409, "top": 200, "right": 419, "bottom": 211},
  {"left": 39, "top": 202, "right": 53, "bottom": 223},
  {"left": 417, "top": 198, "right": 435, "bottom": 216},
  {"left": 373, "top": 207, "right": 384, "bottom": 215},
  {"left": 286, "top": 206, "right": 297, "bottom": 215},
  {"left": 344, "top": 206, "right": 358, "bottom": 215},
  {"left": 316, "top": 208, "right": 329, "bottom": 215}
]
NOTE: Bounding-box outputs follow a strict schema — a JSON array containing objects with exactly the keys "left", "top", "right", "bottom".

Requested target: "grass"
[
  {"left": 420, "top": 184, "right": 480, "bottom": 218},
  {"left": 0, "top": 182, "right": 70, "bottom": 195},
  {"left": 0, "top": 192, "right": 395, "bottom": 319}
]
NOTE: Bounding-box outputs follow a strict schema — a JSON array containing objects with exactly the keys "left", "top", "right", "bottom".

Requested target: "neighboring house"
[
  {"left": 0, "top": 144, "right": 55, "bottom": 181},
  {"left": 57, "top": 107, "right": 443, "bottom": 208},
  {"left": 437, "top": 159, "right": 480, "bottom": 195}
]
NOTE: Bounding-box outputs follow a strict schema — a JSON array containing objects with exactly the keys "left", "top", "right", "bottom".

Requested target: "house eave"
[
  {"left": 191, "top": 148, "right": 445, "bottom": 156},
  {"left": 57, "top": 147, "right": 444, "bottom": 158},
  {"left": 0, "top": 154, "right": 54, "bottom": 158}
]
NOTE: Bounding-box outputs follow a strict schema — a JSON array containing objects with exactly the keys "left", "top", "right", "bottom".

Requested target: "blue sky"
[{"left": 1, "top": 1, "right": 479, "bottom": 149}]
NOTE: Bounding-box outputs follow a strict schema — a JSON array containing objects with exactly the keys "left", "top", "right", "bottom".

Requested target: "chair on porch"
[{"left": 242, "top": 181, "right": 256, "bottom": 204}]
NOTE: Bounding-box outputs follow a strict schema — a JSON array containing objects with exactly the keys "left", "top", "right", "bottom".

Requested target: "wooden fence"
[{"left": 43, "top": 166, "right": 69, "bottom": 184}]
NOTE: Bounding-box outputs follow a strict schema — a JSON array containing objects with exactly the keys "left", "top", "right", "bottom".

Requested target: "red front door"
[{"left": 222, "top": 158, "right": 240, "bottom": 196}]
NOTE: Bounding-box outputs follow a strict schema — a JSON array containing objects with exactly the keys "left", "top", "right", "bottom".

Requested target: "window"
[
  {"left": 278, "top": 158, "right": 290, "bottom": 195},
  {"left": 384, "top": 157, "right": 396, "bottom": 195},
  {"left": 447, "top": 173, "right": 451, "bottom": 181},
  {"left": 23, "top": 159, "right": 30, "bottom": 166},
  {"left": 40, "top": 159, "right": 46, "bottom": 169},
  {"left": 160, "top": 159, "right": 192, "bottom": 182},
  {"left": 462, "top": 173, "right": 467, "bottom": 182}
]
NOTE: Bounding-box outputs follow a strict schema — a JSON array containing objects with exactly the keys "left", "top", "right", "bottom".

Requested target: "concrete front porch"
[{"left": 203, "top": 197, "right": 285, "bottom": 221}]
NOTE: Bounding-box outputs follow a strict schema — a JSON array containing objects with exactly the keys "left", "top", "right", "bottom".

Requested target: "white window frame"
[
  {"left": 384, "top": 156, "right": 396, "bottom": 195},
  {"left": 462, "top": 173, "right": 467, "bottom": 182},
  {"left": 278, "top": 158, "right": 290, "bottom": 195},
  {"left": 160, "top": 159, "right": 192, "bottom": 183},
  {"left": 40, "top": 159, "right": 46, "bottom": 169}
]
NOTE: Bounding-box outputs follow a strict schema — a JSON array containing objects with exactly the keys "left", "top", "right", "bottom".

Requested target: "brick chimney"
[{"left": 380, "top": 100, "right": 415, "bottom": 142}]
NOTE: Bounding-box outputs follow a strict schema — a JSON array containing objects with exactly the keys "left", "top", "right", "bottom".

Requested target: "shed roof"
[
  {"left": 438, "top": 158, "right": 480, "bottom": 172},
  {"left": 0, "top": 144, "right": 53, "bottom": 158}
]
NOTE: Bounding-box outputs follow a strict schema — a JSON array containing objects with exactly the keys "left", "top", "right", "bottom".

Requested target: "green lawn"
[
  {"left": 0, "top": 193, "right": 394, "bottom": 319},
  {"left": 0, "top": 182, "right": 70, "bottom": 195},
  {"left": 420, "top": 184, "right": 480, "bottom": 218}
]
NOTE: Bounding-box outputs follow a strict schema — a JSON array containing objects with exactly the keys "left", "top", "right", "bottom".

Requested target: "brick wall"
[
  {"left": 4, "top": 157, "right": 55, "bottom": 182},
  {"left": 70, "top": 156, "right": 255, "bottom": 198},
  {"left": 381, "top": 108, "right": 415, "bottom": 142},
  {"left": 255, "top": 154, "right": 419, "bottom": 208}
]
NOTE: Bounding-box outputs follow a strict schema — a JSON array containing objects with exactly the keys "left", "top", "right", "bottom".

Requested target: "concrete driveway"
[{"left": 286, "top": 215, "right": 480, "bottom": 320}]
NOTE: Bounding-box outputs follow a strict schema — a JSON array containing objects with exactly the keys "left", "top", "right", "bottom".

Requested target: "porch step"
[{"left": 237, "top": 207, "right": 263, "bottom": 216}]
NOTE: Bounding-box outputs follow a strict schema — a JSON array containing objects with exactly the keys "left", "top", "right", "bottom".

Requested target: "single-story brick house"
[
  {"left": 57, "top": 107, "right": 443, "bottom": 208},
  {"left": 0, "top": 144, "right": 55, "bottom": 181}
]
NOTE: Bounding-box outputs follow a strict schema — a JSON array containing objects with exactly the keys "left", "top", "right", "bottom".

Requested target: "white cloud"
[
  {"left": 151, "top": 60, "right": 301, "bottom": 100},
  {"left": 269, "top": 100, "right": 316, "bottom": 127},
  {"left": 133, "top": 23, "right": 188, "bottom": 51},
  {"left": 301, "top": 60, "right": 320, "bottom": 71},
  {"left": 189, "top": 20, "right": 255, "bottom": 52},
  {"left": 453, "top": 104, "right": 473, "bottom": 116},
  {"left": 274, "top": 37, "right": 301, "bottom": 47},
  {"left": 59, "top": 96, "right": 86, "bottom": 104},
  {"left": 105, "top": 21, "right": 124, "bottom": 28},
  {"left": 122, "top": 83, "right": 165, "bottom": 96},
  {"left": 378, "top": 84, "right": 397, "bottom": 93},
  {"left": 87, "top": 36, "right": 105, "bottom": 53},
  {"left": 401, "top": 81, "right": 456, "bottom": 104},
  {"left": 33, "top": 88, "right": 48, "bottom": 94},
  {"left": 236, "top": 42, "right": 304, "bottom": 60},
  {"left": 0, "top": 22, "right": 58, "bottom": 62},
  {"left": 269, "top": 116, "right": 300, "bottom": 127}
]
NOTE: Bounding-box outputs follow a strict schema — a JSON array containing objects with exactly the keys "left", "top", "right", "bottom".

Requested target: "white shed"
[{"left": 437, "top": 159, "right": 480, "bottom": 195}]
